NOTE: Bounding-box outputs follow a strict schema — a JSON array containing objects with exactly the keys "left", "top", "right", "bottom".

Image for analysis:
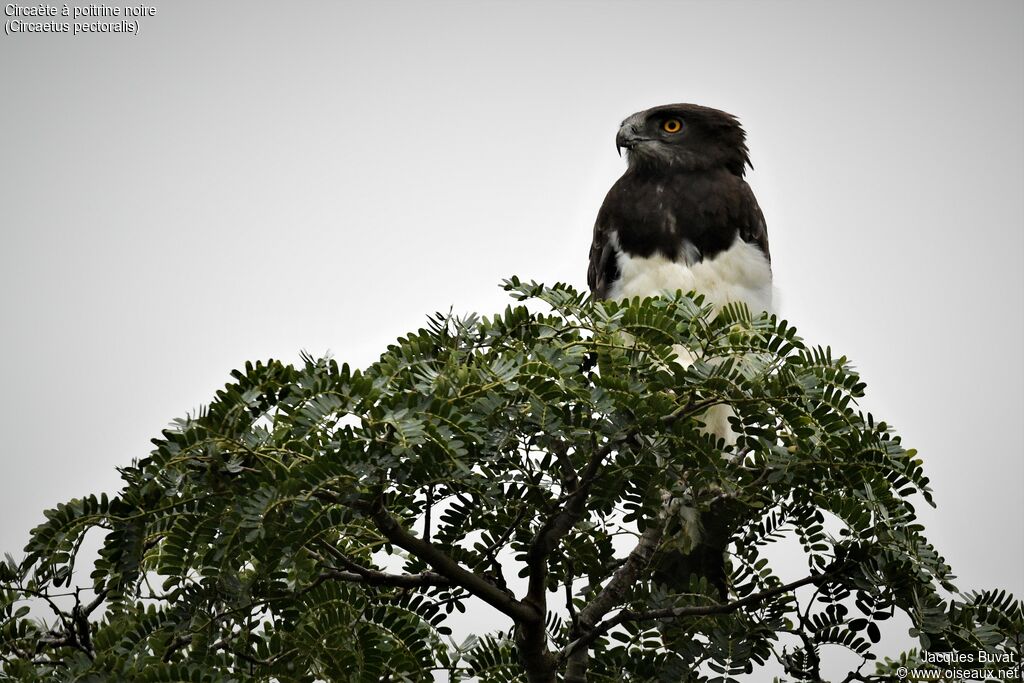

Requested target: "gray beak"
[{"left": 615, "top": 124, "right": 643, "bottom": 157}]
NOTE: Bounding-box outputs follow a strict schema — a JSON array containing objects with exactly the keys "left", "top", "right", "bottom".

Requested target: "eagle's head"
[{"left": 616, "top": 103, "right": 751, "bottom": 176}]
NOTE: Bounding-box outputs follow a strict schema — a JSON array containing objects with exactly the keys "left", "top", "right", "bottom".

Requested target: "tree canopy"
[{"left": 1, "top": 280, "right": 1021, "bottom": 682}]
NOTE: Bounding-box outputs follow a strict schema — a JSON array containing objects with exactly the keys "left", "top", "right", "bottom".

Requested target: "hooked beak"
[{"left": 615, "top": 125, "right": 645, "bottom": 157}]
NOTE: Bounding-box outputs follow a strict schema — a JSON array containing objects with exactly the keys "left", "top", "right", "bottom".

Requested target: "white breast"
[
  {"left": 608, "top": 235, "right": 773, "bottom": 316},
  {"left": 608, "top": 235, "right": 773, "bottom": 448}
]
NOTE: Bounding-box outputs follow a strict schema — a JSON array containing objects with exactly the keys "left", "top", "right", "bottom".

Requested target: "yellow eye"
[{"left": 662, "top": 118, "right": 682, "bottom": 133}]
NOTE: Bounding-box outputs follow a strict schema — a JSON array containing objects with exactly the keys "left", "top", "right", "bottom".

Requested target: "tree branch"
[
  {"left": 525, "top": 437, "right": 618, "bottom": 607},
  {"left": 320, "top": 567, "right": 451, "bottom": 588},
  {"left": 423, "top": 484, "right": 434, "bottom": 544},
  {"left": 517, "top": 436, "right": 627, "bottom": 683},
  {"left": 567, "top": 566, "right": 847, "bottom": 660},
  {"left": 562, "top": 521, "right": 664, "bottom": 682},
  {"left": 365, "top": 497, "right": 536, "bottom": 623},
  {"left": 82, "top": 587, "right": 108, "bottom": 617},
  {"left": 552, "top": 440, "right": 579, "bottom": 492}
]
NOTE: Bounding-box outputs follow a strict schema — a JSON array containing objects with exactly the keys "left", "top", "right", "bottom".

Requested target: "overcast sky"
[{"left": 2, "top": 0, "right": 1021, "bottom": 674}]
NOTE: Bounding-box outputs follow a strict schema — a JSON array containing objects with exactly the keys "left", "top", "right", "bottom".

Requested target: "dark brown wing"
[
  {"left": 587, "top": 209, "right": 619, "bottom": 299},
  {"left": 738, "top": 180, "right": 770, "bottom": 265}
]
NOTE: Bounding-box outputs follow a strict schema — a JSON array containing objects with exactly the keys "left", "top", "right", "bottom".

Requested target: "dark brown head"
[{"left": 615, "top": 103, "right": 751, "bottom": 176}]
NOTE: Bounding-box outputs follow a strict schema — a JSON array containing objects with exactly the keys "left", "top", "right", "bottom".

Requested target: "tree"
[{"left": 1, "top": 280, "right": 1021, "bottom": 682}]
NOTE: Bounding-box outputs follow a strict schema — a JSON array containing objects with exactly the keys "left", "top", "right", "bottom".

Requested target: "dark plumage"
[
  {"left": 587, "top": 103, "right": 770, "bottom": 302},
  {"left": 587, "top": 104, "right": 774, "bottom": 601}
]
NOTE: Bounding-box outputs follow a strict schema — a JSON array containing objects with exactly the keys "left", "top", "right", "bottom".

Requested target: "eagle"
[
  {"left": 586, "top": 103, "right": 772, "bottom": 599},
  {"left": 588, "top": 103, "right": 771, "bottom": 314}
]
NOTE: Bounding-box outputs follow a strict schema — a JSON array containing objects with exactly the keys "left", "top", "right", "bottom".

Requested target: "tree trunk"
[{"left": 516, "top": 621, "right": 558, "bottom": 683}]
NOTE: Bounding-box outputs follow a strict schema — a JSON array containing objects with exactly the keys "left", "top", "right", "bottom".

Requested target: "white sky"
[{"left": 1, "top": 0, "right": 1021, "bottom": 675}]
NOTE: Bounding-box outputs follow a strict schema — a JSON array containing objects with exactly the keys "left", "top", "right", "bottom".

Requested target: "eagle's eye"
[{"left": 662, "top": 118, "right": 683, "bottom": 134}]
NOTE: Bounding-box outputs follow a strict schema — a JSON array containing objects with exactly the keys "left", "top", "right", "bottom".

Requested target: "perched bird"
[
  {"left": 588, "top": 103, "right": 771, "bottom": 315},
  {"left": 587, "top": 103, "right": 773, "bottom": 598}
]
